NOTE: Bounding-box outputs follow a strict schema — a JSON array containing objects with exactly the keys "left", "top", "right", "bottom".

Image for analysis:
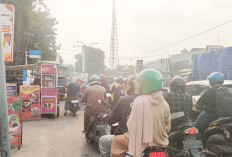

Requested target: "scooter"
[
  {"left": 68, "top": 96, "right": 80, "bottom": 116},
  {"left": 167, "top": 112, "right": 206, "bottom": 157},
  {"left": 203, "top": 116, "right": 232, "bottom": 157}
]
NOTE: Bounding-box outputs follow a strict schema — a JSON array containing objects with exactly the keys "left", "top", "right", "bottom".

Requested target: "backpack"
[{"left": 213, "top": 86, "right": 232, "bottom": 117}]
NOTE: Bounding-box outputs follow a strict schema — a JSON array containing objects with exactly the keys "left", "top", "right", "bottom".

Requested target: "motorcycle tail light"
[
  {"left": 184, "top": 127, "right": 198, "bottom": 134},
  {"left": 149, "top": 152, "right": 166, "bottom": 157}
]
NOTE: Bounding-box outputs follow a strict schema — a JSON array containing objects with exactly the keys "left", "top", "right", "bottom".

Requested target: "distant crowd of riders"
[{"left": 64, "top": 69, "right": 232, "bottom": 157}]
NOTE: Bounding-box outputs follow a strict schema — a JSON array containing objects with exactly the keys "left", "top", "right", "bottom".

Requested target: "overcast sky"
[{"left": 45, "top": 0, "right": 232, "bottom": 66}]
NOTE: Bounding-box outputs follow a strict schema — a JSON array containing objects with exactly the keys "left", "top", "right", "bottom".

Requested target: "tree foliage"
[
  {"left": 2, "top": 0, "right": 59, "bottom": 65},
  {"left": 75, "top": 47, "right": 105, "bottom": 75}
]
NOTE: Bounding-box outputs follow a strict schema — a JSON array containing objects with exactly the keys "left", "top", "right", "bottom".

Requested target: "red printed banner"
[
  {"left": 41, "top": 65, "right": 56, "bottom": 74},
  {"left": 7, "top": 96, "right": 22, "bottom": 147},
  {"left": 20, "top": 86, "right": 41, "bottom": 121},
  {"left": 41, "top": 88, "right": 58, "bottom": 96},
  {"left": 41, "top": 96, "right": 57, "bottom": 113}
]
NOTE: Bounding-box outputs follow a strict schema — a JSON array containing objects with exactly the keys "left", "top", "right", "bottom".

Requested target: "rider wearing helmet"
[
  {"left": 194, "top": 72, "right": 225, "bottom": 139},
  {"left": 80, "top": 75, "right": 107, "bottom": 133},
  {"left": 167, "top": 76, "right": 193, "bottom": 115},
  {"left": 110, "top": 69, "right": 171, "bottom": 157},
  {"left": 166, "top": 76, "right": 193, "bottom": 128},
  {"left": 99, "top": 75, "right": 139, "bottom": 157},
  {"left": 64, "top": 78, "right": 80, "bottom": 116},
  {"left": 111, "top": 78, "right": 125, "bottom": 107}
]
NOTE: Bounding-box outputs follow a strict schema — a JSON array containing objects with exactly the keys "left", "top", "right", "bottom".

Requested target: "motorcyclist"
[
  {"left": 111, "top": 78, "right": 125, "bottom": 107},
  {"left": 80, "top": 75, "right": 107, "bottom": 133},
  {"left": 99, "top": 75, "right": 139, "bottom": 157},
  {"left": 101, "top": 75, "right": 111, "bottom": 93},
  {"left": 80, "top": 78, "right": 88, "bottom": 95},
  {"left": 110, "top": 69, "right": 171, "bottom": 157},
  {"left": 64, "top": 78, "right": 80, "bottom": 116},
  {"left": 194, "top": 72, "right": 225, "bottom": 139},
  {"left": 166, "top": 76, "right": 193, "bottom": 126}
]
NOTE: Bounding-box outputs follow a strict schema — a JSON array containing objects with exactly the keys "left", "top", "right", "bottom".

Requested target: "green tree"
[
  {"left": 2, "top": 0, "right": 59, "bottom": 65},
  {"left": 74, "top": 47, "right": 105, "bottom": 75}
]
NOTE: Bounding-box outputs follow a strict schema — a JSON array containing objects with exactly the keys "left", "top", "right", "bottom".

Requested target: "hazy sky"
[{"left": 45, "top": 0, "right": 232, "bottom": 66}]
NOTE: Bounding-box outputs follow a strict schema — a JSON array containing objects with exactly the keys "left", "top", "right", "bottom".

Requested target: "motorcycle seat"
[{"left": 208, "top": 117, "right": 232, "bottom": 127}]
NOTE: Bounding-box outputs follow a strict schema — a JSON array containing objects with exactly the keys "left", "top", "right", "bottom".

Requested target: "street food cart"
[
  {"left": 6, "top": 62, "right": 66, "bottom": 118},
  {"left": 40, "top": 64, "right": 59, "bottom": 117}
]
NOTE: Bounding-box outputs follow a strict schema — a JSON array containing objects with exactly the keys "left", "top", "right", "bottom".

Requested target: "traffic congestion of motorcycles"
[{"left": 61, "top": 70, "right": 232, "bottom": 157}]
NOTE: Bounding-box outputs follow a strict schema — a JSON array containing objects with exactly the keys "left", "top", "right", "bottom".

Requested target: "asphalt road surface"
[{"left": 11, "top": 101, "right": 100, "bottom": 157}]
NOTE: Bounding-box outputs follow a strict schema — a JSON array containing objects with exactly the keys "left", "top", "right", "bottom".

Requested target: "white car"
[{"left": 185, "top": 80, "right": 232, "bottom": 102}]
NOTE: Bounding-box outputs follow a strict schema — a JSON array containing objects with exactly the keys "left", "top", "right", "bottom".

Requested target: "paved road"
[{"left": 11, "top": 101, "right": 100, "bottom": 157}]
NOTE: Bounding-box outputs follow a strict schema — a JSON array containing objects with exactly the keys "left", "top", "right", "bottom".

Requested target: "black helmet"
[
  {"left": 89, "top": 75, "right": 101, "bottom": 86},
  {"left": 116, "top": 78, "right": 124, "bottom": 85},
  {"left": 170, "top": 76, "right": 186, "bottom": 92}
]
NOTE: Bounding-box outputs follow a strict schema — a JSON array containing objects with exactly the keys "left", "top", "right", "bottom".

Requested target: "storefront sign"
[
  {"left": 29, "top": 49, "right": 41, "bottom": 58},
  {"left": 0, "top": 4, "right": 14, "bottom": 62},
  {"left": 206, "top": 45, "right": 224, "bottom": 53},
  {"left": 20, "top": 85, "right": 41, "bottom": 121},
  {"left": 41, "top": 96, "right": 57, "bottom": 113},
  {"left": 41, "top": 64, "right": 57, "bottom": 74},
  {"left": 7, "top": 96, "right": 22, "bottom": 147},
  {"left": 6, "top": 83, "right": 17, "bottom": 96}
]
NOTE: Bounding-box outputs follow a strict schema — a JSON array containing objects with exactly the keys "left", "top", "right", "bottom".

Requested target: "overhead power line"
[{"left": 132, "top": 18, "right": 232, "bottom": 58}]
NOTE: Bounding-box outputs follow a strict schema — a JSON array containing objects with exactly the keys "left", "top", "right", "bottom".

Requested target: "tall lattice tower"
[{"left": 109, "top": 0, "right": 119, "bottom": 69}]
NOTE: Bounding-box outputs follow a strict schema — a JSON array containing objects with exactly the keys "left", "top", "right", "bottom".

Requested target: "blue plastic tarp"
[{"left": 192, "top": 47, "right": 232, "bottom": 81}]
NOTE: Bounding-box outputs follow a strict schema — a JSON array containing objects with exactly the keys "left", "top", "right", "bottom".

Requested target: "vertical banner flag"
[
  {"left": 0, "top": 4, "right": 14, "bottom": 62},
  {"left": 7, "top": 96, "right": 22, "bottom": 147},
  {"left": 20, "top": 86, "right": 41, "bottom": 121}
]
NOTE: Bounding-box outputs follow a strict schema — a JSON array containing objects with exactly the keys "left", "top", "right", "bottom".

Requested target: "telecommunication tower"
[{"left": 109, "top": 0, "right": 119, "bottom": 69}]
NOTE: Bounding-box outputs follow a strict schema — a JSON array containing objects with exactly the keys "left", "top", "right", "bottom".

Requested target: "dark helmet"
[
  {"left": 89, "top": 75, "right": 101, "bottom": 86},
  {"left": 116, "top": 78, "right": 124, "bottom": 85},
  {"left": 170, "top": 76, "right": 186, "bottom": 92},
  {"left": 208, "top": 72, "right": 224, "bottom": 87}
]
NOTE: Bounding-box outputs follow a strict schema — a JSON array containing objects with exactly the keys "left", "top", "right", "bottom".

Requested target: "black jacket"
[{"left": 105, "top": 94, "right": 139, "bottom": 135}]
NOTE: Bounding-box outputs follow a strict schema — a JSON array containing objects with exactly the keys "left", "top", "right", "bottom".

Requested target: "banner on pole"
[{"left": 0, "top": 4, "right": 14, "bottom": 62}]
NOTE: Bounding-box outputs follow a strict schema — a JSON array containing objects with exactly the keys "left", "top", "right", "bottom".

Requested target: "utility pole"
[{"left": 0, "top": 27, "right": 11, "bottom": 157}]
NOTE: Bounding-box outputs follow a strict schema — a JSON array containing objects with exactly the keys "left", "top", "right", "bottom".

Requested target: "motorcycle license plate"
[
  {"left": 71, "top": 100, "right": 79, "bottom": 103},
  {"left": 149, "top": 152, "right": 166, "bottom": 157},
  {"left": 183, "top": 140, "right": 203, "bottom": 149}
]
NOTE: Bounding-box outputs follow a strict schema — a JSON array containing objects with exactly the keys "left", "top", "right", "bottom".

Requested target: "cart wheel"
[{"left": 57, "top": 105, "right": 60, "bottom": 117}]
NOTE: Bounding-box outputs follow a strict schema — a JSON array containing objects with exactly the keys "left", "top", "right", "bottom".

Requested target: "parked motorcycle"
[
  {"left": 203, "top": 116, "right": 232, "bottom": 157},
  {"left": 85, "top": 99, "right": 110, "bottom": 149},
  {"left": 167, "top": 112, "right": 206, "bottom": 157},
  {"left": 125, "top": 146, "right": 167, "bottom": 157},
  {"left": 68, "top": 97, "right": 80, "bottom": 116}
]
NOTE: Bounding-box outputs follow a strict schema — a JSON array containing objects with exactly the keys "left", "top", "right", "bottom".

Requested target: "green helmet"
[{"left": 137, "top": 69, "right": 164, "bottom": 94}]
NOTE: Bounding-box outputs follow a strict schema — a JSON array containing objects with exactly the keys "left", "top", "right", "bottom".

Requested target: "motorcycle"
[
  {"left": 203, "top": 116, "right": 232, "bottom": 157},
  {"left": 125, "top": 146, "right": 167, "bottom": 157},
  {"left": 85, "top": 99, "right": 110, "bottom": 149},
  {"left": 68, "top": 96, "right": 81, "bottom": 116},
  {"left": 167, "top": 112, "right": 206, "bottom": 157}
]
